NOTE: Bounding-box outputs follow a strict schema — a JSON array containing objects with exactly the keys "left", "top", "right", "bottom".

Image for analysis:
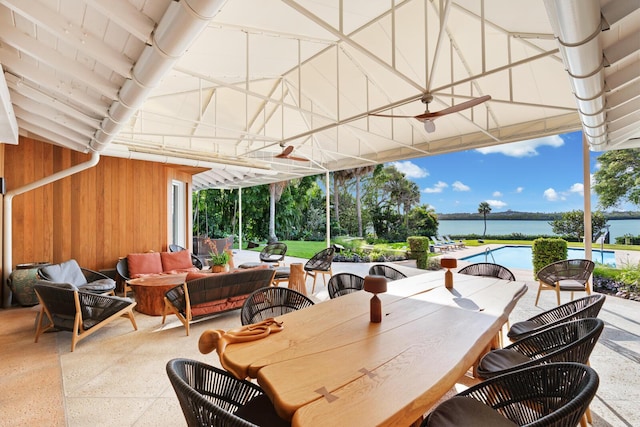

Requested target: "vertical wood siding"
[{"left": 4, "top": 137, "right": 196, "bottom": 272}]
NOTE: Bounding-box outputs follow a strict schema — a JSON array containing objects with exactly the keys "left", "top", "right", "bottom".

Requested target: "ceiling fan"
[
  {"left": 274, "top": 145, "right": 308, "bottom": 162},
  {"left": 369, "top": 93, "right": 491, "bottom": 133}
]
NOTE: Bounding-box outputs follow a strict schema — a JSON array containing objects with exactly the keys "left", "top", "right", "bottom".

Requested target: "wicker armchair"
[
  {"left": 34, "top": 282, "right": 137, "bottom": 352},
  {"left": 368, "top": 264, "right": 407, "bottom": 281},
  {"left": 166, "top": 358, "right": 289, "bottom": 427},
  {"left": 38, "top": 259, "right": 116, "bottom": 295},
  {"left": 328, "top": 273, "right": 365, "bottom": 299},
  {"left": 508, "top": 294, "right": 606, "bottom": 342},
  {"left": 422, "top": 363, "right": 599, "bottom": 427},
  {"left": 169, "top": 244, "right": 204, "bottom": 270},
  {"left": 304, "top": 247, "right": 335, "bottom": 292},
  {"left": 458, "top": 262, "right": 516, "bottom": 281},
  {"left": 476, "top": 318, "right": 604, "bottom": 379},
  {"left": 239, "top": 242, "right": 288, "bottom": 269},
  {"left": 240, "top": 287, "right": 314, "bottom": 325},
  {"left": 536, "top": 259, "right": 595, "bottom": 305}
]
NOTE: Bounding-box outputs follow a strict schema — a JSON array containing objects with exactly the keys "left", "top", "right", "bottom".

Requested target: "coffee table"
[{"left": 126, "top": 273, "right": 188, "bottom": 315}]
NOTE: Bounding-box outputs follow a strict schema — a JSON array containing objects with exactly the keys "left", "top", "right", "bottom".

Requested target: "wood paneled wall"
[{"left": 3, "top": 137, "right": 196, "bottom": 273}]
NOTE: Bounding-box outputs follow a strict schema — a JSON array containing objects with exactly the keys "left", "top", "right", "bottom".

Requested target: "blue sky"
[{"left": 390, "top": 130, "right": 612, "bottom": 214}]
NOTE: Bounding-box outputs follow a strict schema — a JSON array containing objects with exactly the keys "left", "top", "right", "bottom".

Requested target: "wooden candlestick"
[
  {"left": 364, "top": 275, "right": 387, "bottom": 323},
  {"left": 440, "top": 258, "right": 457, "bottom": 289}
]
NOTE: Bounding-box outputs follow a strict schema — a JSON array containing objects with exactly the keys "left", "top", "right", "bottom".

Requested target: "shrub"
[
  {"left": 532, "top": 238, "right": 567, "bottom": 278},
  {"left": 407, "top": 236, "right": 430, "bottom": 269}
]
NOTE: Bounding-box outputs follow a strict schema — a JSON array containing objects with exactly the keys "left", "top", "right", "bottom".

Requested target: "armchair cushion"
[
  {"left": 80, "top": 278, "right": 118, "bottom": 293},
  {"left": 160, "top": 251, "right": 193, "bottom": 271},
  {"left": 39, "top": 260, "right": 87, "bottom": 287},
  {"left": 127, "top": 252, "right": 163, "bottom": 278}
]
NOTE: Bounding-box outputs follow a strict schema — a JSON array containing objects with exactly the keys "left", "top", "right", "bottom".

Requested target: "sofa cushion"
[
  {"left": 160, "top": 251, "right": 193, "bottom": 271},
  {"left": 39, "top": 259, "right": 88, "bottom": 287},
  {"left": 127, "top": 252, "right": 163, "bottom": 278},
  {"left": 190, "top": 296, "right": 248, "bottom": 317}
]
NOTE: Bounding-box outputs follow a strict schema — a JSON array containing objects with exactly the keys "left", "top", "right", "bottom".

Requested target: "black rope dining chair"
[
  {"left": 458, "top": 262, "right": 516, "bottom": 281},
  {"left": 240, "top": 287, "right": 314, "bottom": 325},
  {"left": 422, "top": 363, "right": 599, "bottom": 427},
  {"left": 328, "top": 273, "right": 365, "bottom": 299},
  {"left": 368, "top": 264, "right": 407, "bottom": 281},
  {"left": 507, "top": 293, "right": 606, "bottom": 342},
  {"left": 476, "top": 318, "right": 604, "bottom": 380},
  {"left": 166, "top": 358, "right": 289, "bottom": 427}
]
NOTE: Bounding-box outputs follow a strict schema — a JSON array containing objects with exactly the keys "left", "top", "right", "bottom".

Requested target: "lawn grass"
[
  {"left": 244, "top": 238, "right": 639, "bottom": 260},
  {"left": 245, "top": 240, "right": 328, "bottom": 259}
]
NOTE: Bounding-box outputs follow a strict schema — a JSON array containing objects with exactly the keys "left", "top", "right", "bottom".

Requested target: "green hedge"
[
  {"left": 532, "top": 238, "right": 568, "bottom": 279},
  {"left": 407, "top": 236, "right": 430, "bottom": 269}
]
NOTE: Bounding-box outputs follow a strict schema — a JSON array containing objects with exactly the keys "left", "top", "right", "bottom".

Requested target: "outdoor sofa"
[{"left": 162, "top": 267, "right": 276, "bottom": 335}]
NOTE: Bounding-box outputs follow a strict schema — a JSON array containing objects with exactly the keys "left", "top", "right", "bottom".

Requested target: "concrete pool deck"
[{"left": 2, "top": 246, "right": 639, "bottom": 426}]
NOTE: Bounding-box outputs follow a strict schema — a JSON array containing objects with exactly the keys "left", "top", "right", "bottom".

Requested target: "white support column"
[
  {"left": 583, "top": 133, "right": 592, "bottom": 260},
  {"left": 326, "top": 171, "right": 331, "bottom": 247},
  {"left": 238, "top": 188, "right": 243, "bottom": 250}
]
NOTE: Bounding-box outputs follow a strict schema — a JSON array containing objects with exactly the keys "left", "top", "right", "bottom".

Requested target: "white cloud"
[
  {"left": 423, "top": 181, "right": 448, "bottom": 193},
  {"left": 493, "top": 191, "right": 503, "bottom": 197},
  {"left": 543, "top": 188, "right": 565, "bottom": 201},
  {"left": 475, "top": 135, "right": 564, "bottom": 158},
  {"left": 452, "top": 181, "right": 470, "bottom": 191},
  {"left": 569, "top": 183, "right": 584, "bottom": 195},
  {"left": 486, "top": 199, "right": 507, "bottom": 209},
  {"left": 516, "top": 187, "right": 524, "bottom": 193},
  {"left": 392, "top": 161, "right": 429, "bottom": 179}
]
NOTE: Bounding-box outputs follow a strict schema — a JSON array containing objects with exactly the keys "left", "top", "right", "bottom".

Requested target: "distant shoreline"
[{"left": 437, "top": 211, "right": 640, "bottom": 221}]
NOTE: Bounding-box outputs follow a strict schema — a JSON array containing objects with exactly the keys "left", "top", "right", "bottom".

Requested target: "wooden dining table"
[{"left": 212, "top": 271, "right": 528, "bottom": 426}]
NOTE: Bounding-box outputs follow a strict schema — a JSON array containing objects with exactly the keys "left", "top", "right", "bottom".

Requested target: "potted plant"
[{"left": 205, "top": 237, "right": 231, "bottom": 273}]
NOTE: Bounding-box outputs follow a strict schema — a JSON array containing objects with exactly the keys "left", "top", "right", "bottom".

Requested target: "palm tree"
[
  {"left": 268, "top": 181, "right": 287, "bottom": 243},
  {"left": 478, "top": 201, "right": 492, "bottom": 237}
]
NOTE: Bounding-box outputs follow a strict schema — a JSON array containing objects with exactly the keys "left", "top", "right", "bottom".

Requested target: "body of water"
[
  {"left": 438, "top": 219, "right": 638, "bottom": 242},
  {"left": 462, "top": 245, "right": 616, "bottom": 270}
]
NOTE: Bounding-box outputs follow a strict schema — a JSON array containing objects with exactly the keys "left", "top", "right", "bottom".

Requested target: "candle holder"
[
  {"left": 440, "top": 258, "right": 457, "bottom": 289},
  {"left": 364, "top": 275, "right": 387, "bottom": 323}
]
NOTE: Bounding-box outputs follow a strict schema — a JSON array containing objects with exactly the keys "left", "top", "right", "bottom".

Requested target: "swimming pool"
[{"left": 461, "top": 245, "right": 616, "bottom": 270}]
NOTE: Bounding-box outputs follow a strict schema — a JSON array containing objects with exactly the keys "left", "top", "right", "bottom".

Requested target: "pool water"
[{"left": 462, "top": 245, "right": 616, "bottom": 270}]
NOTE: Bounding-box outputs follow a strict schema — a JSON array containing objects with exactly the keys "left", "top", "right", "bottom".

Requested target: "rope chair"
[
  {"left": 368, "top": 264, "right": 407, "bottom": 281},
  {"left": 476, "top": 318, "right": 604, "bottom": 380},
  {"left": 239, "top": 242, "right": 288, "bottom": 269},
  {"left": 328, "top": 273, "right": 365, "bottom": 299},
  {"left": 536, "top": 259, "right": 595, "bottom": 305},
  {"left": 166, "top": 358, "right": 289, "bottom": 427},
  {"left": 34, "top": 283, "right": 137, "bottom": 352},
  {"left": 458, "top": 262, "right": 516, "bottom": 281},
  {"left": 303, "top": 247, "right": 335, "bottom": 293},
  {"left": 508, "top": 294, "right": 606, "bottom": 342},
  {"left": 422, "top": 363, "right": 599, "bottom": 427},
  {"left": 240, "top": 287, "right": 314, "bottom": 325}
]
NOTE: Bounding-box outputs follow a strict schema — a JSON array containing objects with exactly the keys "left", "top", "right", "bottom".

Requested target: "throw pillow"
[
  {"left": 127, "top": 252, "right": 163, "bottom": 278},
  {"left": 161, "top": 251, "right": 193, "bottom": 271}
]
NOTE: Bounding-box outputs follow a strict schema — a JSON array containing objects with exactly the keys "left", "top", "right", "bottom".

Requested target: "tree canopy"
[
  {"left": 594, "top": 148, "right": 640, "bottom": 209},
  {"left": 549, "top": 210, "right": 608, "bottom": 240}
]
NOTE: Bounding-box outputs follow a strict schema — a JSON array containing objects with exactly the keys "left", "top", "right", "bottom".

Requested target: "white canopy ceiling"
[{"left": 1, "top": 0, "right": 639, "bottom": 190}]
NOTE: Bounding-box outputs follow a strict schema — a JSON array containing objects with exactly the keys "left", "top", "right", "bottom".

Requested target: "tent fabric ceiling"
[{"left": 0, "top": 0, "right": 638, "bottom": 190}]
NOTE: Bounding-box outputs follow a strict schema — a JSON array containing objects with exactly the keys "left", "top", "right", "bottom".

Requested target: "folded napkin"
[{"left": 198, "top": 318, "right": 284, "bottom": 378}]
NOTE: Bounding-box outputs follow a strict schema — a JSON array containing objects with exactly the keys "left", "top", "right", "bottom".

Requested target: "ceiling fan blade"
[
  {"left": 275, "top": 145, "right": 295, "bottom": 158},
  {"left": 369, "top": 113, "right": 417, "bottom": 119},
  {"left": 289, "top": 156, "right": 308, "bottom": 162},
  {"left": 417, "top": 95, "right": 492, "bottom": 119}
]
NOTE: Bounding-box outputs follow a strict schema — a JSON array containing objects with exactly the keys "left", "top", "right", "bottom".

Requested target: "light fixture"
[{"left": 424, "top": 119, "right": 436, "bottom": 133}]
